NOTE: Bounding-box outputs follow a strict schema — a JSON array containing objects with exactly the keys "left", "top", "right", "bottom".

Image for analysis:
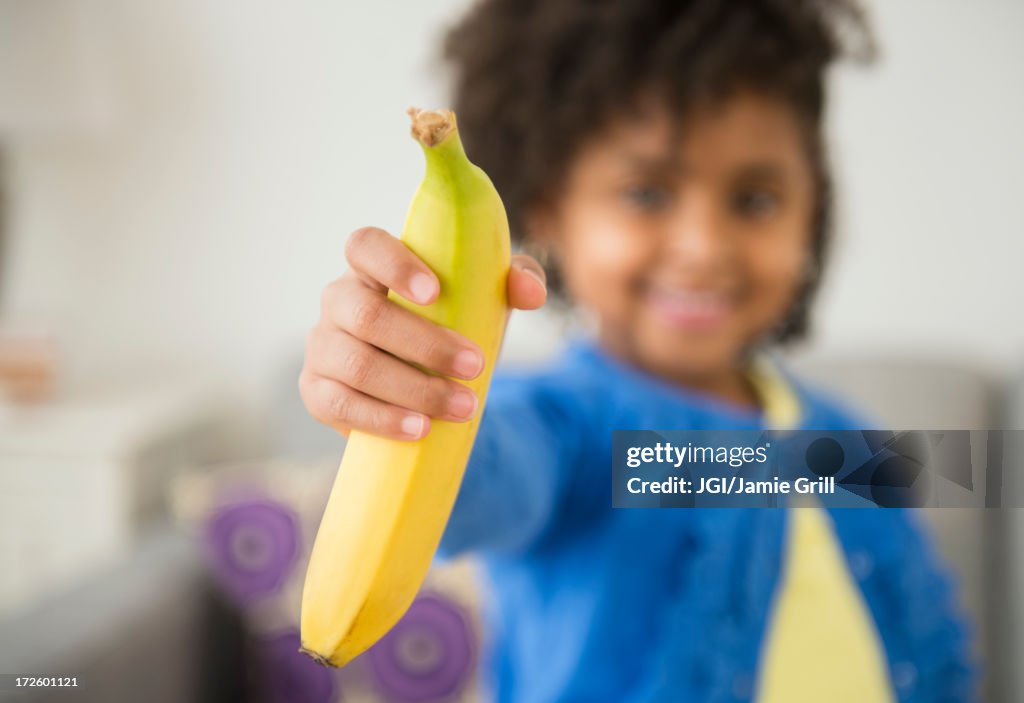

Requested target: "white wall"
[
  {"left": 1, "top": 0, "right": 1022, "bottom": 445},
  {"left": 1, "top": 0, "right": 475, "bottom": 444},
  {"left": 822, "top": 0, "right": 1024, "bottom": 370}
]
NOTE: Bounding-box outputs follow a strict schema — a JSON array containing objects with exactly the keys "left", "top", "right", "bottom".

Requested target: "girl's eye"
[
  {"left": 623, "top": 185, "right": 671, "bottom": 212},
  {"left": 732, "top": 188, "right": 780, "bottom": 218}
]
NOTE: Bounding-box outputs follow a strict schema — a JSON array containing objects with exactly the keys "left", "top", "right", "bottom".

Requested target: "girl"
[{"left": 300, "top": 0, "right": 975, "bottom": 700}]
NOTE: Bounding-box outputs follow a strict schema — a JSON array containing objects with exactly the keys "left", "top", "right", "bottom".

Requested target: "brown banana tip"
[
  {"left": 299, "top": 646, "right": 339, "bottom": 668},
  {"left": 407, "top": 107, "right": 455, "bottom": 147}
]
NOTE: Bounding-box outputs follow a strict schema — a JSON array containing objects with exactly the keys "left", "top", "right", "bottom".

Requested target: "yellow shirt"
[{"left": 747, "top": 358, "right": 895, "bottom": 703}]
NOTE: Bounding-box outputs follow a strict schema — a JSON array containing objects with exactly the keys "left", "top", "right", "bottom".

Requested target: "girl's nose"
[{"left": 664, "top": 193, "right": 732, "bottom": 269}]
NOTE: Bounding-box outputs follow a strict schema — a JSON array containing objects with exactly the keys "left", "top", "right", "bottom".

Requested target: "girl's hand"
[{"left": 300, "top": 226, "right": 547, "bottom": 441}]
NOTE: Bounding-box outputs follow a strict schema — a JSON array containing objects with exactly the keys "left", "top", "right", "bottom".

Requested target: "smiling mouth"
[{"left": 646, "top": 287, "right": 733, "bottom": 329}]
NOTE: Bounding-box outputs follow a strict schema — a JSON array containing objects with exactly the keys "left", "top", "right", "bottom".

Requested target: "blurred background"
[{"left": 0, "top": 0, "right": 1022, "bottom": 701}]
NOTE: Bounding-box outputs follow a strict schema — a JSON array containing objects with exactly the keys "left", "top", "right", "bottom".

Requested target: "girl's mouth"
[{"left": 646, "top": 286, "right": 733, "bottom": 330}]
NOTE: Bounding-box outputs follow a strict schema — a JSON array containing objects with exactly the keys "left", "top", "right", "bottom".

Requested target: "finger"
[
  {"left": 300, "top": 371, "right": 431, "bottom": 441},
  {"left": 308, "top": 327, "right": 479, "bottom": 422},
  {"left": 323, "top": 278, "right": 486, "bottom": 380},
  {"left": 508, "top": 254, "right": 548, "bottom": 311},
  {"left": 345, "top": 226, "right": 440, "bottom": 305}
]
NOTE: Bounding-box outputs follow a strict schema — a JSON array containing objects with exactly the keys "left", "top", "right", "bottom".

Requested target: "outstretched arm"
[{"left": 437, "top": 373, "right": 584, "bottom": 557}]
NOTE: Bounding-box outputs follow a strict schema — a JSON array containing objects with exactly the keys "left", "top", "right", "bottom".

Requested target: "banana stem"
[
  {"left": 407, "top": 107, "right": 473, "bottom": 196},
  {"left": 407, "top": 107, "right": 457, "bottom": 147}
]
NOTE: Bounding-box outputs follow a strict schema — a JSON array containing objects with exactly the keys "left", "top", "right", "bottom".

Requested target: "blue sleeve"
[{"left": 436, "top": 372, "right": 583, "bottom": 558}]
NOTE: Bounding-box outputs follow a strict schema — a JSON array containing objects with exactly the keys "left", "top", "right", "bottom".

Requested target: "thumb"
[{"left": 508, "top": 254, "right": 548, "bottom": 311}]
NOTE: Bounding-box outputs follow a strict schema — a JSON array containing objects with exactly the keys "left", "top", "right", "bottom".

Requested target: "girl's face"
[{"left": 538, "top": 91, "right": 816, "bottom": 400}]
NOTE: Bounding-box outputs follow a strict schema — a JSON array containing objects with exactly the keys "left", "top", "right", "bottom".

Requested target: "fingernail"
[
  {"left": 518, "top": 265, "right": 546, "bottom": 289},
  {"left": 401, "top": 414, "right": 426, "bottom": 438},
  {"left": 452, "top": 350, "right": 484, "bottom": 379},
  {"left": 409, "top": 273, "right": 437, "bottom": 304},
  {"left": 448, "top": 388, "right": 478, "bottom": 420}
]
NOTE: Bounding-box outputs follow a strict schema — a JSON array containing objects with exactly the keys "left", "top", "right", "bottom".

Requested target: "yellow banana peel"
[{"left": 300, "top": 108, "right": 510, "bottom": 667}]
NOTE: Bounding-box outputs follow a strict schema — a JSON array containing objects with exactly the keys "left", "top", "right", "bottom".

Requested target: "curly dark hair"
[{"left": 441, "top": 0, "right": 875, "bottom": 344}]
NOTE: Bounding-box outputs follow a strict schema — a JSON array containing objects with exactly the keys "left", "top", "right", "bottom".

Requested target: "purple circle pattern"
[
  {"left": 259, "top": 630, "right": 339, "bottom": 703},
  {"left": 203, "top": 498, "right": 299, "bottom": 602},
  {"left": 367, "top": 593, "right": 475, "bottom": 701}
]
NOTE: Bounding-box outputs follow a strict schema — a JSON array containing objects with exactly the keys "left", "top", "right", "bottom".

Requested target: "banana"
[{"left": 300, "top": 108, "right": 510, "bottom": 667}]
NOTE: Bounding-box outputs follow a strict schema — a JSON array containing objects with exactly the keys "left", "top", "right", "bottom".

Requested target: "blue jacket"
[{"left": 438, "top": 340, "right": 976, "bottom": 702}]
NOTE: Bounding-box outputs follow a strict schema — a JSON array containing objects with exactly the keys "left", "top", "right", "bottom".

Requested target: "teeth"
[
  {"left": 658, "top": 289, "right": 726, "bottom": 306},
  {"left": 650, "top": 287, "right": 730, "bottom": 324}
]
